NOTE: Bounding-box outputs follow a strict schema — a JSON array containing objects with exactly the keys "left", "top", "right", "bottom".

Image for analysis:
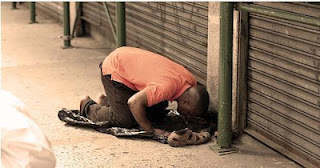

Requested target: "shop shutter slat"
[
  {"left": 244, "top": 2, "right": 320, "bottom": 167},
  {"left": 81, "top": 2, "right": 208, "bottom": 85}
]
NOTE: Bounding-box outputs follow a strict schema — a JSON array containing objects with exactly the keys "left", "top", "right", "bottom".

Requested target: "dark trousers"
[{"left": 81, "top": 63, "right": 168, "bottom": 128}]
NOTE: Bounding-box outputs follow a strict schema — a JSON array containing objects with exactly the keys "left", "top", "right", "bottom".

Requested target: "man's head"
[{"left": 176, "top": 85, "right": 209, "bottom": 117}]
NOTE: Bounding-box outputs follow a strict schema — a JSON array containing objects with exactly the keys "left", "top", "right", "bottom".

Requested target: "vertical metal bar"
[
  {"left": 116, "top": 2, "right": 126, "bottom": 47},
  {"left": 237, "top": 11, "right": 249, "bottom": 133},
  {"left": 103, "top": 2, "right": 117, "bottom": 41},
  {"left": 29, "top": 2, "right": 36, "bottom": 24},
  {"left": 63, "top": 2, "right": 71, "bottom": 48},
  {"left": 71, "top": 2, "right": 80, "bottom": 39},
  {"left": 77, "top": 2, "right": 86, "bottom": 36},
  {"left": 218, "top": 2, "right": 234, "bottom": 148},
  {"left": 11, "top": 2, "right": 17, "bottom": 9}
]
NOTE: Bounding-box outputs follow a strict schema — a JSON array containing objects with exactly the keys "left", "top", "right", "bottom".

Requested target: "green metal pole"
[
  {"left": 218, "top": 2, "right": 233, "bottom": 148},
  {"left": 29, "top": 2, "right": 36, "bottom": 24},
  {"left": 116, "top": 2, "right": 126, "bottom": 47},
  {"left": 63, "top": 2, "right": 71, "bottom": 48},
  {"left": 103, "top": 2, "right": 117, "bottom": 41},
  {"left": 11, "top": 2, "right": 17, "bottom": 9},
  {"left": 71, "top": 2, "right": 79, "bottom": 39}
]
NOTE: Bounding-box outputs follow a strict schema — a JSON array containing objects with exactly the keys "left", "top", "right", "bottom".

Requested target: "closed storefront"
[
  {"left": 239, "top": 2, "right": 320, "bottom": 167},
  {"left": 81, "top": 2, "right": 208, "bottom": 85}
]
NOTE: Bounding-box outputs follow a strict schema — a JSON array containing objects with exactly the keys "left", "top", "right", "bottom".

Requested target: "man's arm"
[
  {"left": 127, "top": 90, "right": 153, "bottom": 132},
  {"left": 127, "top": 90, "right": 169, "bottom": 136}
]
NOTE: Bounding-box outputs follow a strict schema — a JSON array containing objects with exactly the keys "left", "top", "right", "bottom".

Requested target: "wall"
[{"left": 207, "top": 2, "right": 239, "bottom": 129}]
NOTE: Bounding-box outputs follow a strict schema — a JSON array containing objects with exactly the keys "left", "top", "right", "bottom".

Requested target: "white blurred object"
[{"left": 0, "top": 90, "right": 56, "bottom": 168}]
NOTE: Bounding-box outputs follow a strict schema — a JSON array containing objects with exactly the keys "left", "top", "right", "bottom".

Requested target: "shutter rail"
[{"left": 236, "top": 3, "right": 320, "bottom": 27}]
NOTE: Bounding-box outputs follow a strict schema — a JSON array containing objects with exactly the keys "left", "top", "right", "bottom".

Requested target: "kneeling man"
[{"left": 80, "top": 47, "right": 209, "bottom": 136}]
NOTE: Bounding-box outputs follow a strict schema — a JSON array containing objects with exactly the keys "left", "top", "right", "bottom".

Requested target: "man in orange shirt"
[{"left": 80, "top": 47, "right": 209, "bottom": 136}]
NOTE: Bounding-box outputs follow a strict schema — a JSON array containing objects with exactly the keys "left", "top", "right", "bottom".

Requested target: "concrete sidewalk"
[{"left": 1, "top": 2, "right": 300, "bottom": 168}]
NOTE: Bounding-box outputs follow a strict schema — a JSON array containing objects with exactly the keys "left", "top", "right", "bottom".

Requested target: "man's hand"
[
  {"left": 128, "top": 90, "right": 171, "bottom": 138},
  {"left": 154, "top": 129, "right": 170, "bottom": 137}
]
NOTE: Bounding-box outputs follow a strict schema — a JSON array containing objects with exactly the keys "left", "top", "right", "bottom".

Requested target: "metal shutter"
[
  {"left": 81, "top": 2, "right": 116, "bottom": 44},
  {"left": 245, "top": 2, "right": 320, "bottom": 167},
  {"left": 37, "top": 2, "right": 63, "bottom": 24},
  {"left": 126, "top": 2, "right": 208, "bottom": 85},
  {"left": 21, "top": 2, "right": 63, "bottom": 24},
  {"left": 81, "top": 2, "right": 208, "bottom": 85}
]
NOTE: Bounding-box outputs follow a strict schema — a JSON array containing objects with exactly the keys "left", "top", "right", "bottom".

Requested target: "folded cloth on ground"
[
  {"left": 58, "top": 108, "right": 216, "bottom": 145},
  {"left": 58, "top": 108, "right": 111, "bottom": 128}
]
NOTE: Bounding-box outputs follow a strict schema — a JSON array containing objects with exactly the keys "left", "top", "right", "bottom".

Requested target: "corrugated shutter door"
[
  {"left": 37, "top": 2, "right": 63, "bottom": 24},
  {"left": 81, "top": 2, "right": 116, "bottom": 44},
  {"left": 245, "top": 2, "right": 320, "bottom": 167},
  {"left": 126, "top": 2, "right": 208, "bottom": 85},
  {"left": 81, "top": 2, "right": 208, "bottom": 85}
]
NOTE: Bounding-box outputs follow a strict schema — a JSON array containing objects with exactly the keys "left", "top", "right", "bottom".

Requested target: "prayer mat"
[{"left": 58, "top": 108, "right": 216, "bottom": 145}]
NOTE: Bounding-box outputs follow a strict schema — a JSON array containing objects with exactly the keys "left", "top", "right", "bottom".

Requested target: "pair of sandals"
[{"left": 168, "top": 128, "right": 211, "bottom": 147}]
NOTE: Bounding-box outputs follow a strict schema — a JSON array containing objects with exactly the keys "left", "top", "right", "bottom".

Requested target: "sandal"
[
  {"left": 96, "top": 93, "right": 109, "bottom": 107},
  {"left": 186, "top": 131, "right": 211, "bottom": 145},
  {"left": 168, "top": 128, "right": 211, "bottom": 147},
  {"left": 167, "top": 128, "right": 192, "bottom": 147}
]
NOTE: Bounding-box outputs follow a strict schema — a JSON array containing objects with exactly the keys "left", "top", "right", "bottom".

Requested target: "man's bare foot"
[
  {"left": 214, "top": 131, "right": 219, "bottom": 139},
  {"left": 80, "top": 95, "right": 90, "bottom": 109},
  {"left": 80, "top": 95, "right": 90, "bottom": 102},
  {"left": 79, "top": 96, "right": 92, "bottom": 117},
  {"left": 96, "top": 93, "right": 108, "bottom": 106}
]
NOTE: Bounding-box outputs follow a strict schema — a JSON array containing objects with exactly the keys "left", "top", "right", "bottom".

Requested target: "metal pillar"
[
  {"left": 29, "top": 2, "right": 37, "bottom": 24},
  {"left": 210, "top": 2, "right": 238, "bottom": 155},
  {"left": 218, "top": 2, "right": 233, "bottom": 149},
  {"left": 116, "top": 2, "right": 126, "bottom": 47},
  {"left": 11, "top": 2, "right": 17, "bottom": 9},
  {"left": 63, "top": 2, "right": 71, "bottom": 48}
]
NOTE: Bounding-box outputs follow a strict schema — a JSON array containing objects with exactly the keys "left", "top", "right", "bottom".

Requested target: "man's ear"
[{"left": 182, "top": 98, "right": 189, "bottom": 105}]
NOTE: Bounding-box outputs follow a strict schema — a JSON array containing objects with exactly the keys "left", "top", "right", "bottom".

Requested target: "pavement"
[{"left": 1, "top": 2, "right": 300, "bottom": 168}]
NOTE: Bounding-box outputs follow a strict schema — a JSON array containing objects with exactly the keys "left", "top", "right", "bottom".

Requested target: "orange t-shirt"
[{"left": 101, "top": 47, "right": 197, "bottom": 107}]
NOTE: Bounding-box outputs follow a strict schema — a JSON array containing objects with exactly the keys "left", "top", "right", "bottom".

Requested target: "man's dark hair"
[{"left": 195, "top": 85, "right": 210, "bottom": 116}]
